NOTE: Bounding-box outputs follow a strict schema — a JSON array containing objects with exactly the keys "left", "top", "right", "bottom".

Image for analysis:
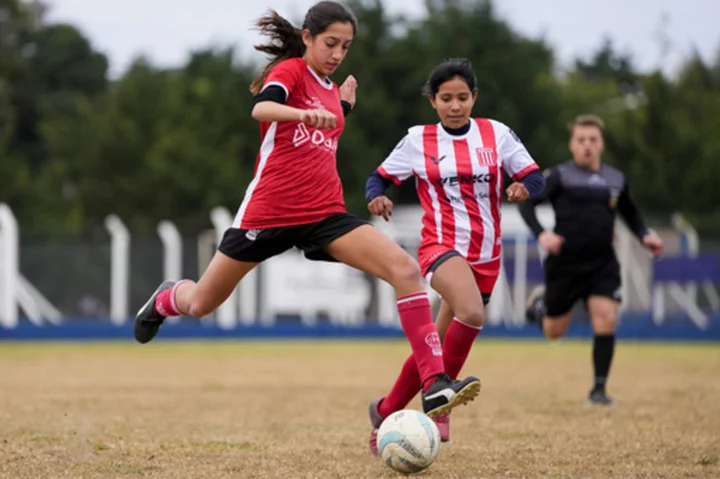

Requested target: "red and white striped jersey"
[{"left": 378, "top": 118, "right": 538, "bottom": 265}]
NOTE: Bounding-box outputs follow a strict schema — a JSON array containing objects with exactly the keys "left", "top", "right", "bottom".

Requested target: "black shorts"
[
  {"left": 218, "top": 213, "right": 369, "bottom": 263},
  {"left": 543, "top": 252, "right": 621, "bottom": 317}
]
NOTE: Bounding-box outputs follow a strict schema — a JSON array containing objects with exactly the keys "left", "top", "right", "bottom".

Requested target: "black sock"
[{"left": 593, "top": 334, "right": 615, "bottom": 392}]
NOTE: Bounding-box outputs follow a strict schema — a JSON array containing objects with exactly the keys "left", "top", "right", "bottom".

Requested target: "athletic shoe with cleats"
[
  {"left": 433, "top": 413, "right": 450, "bottom": 442},
  {"left": 587, "top": 389, "right": 617, "bottom": 406},
  {"left": 134, "top": 280, "right": 175, "bottom": 344},
  {"left": 525, "top": 284, "right": 546, "bottom": 324},
  {"left": 368, "top": 398, "right": 384, "bottom": 455},
  {"left": 421, "top": 374, "right": 481, "bottom": 418}
]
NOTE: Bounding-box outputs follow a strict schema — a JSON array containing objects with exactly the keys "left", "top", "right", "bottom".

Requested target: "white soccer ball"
[{"left": 376, "top": 409, "right": 441, "bottom": 474}]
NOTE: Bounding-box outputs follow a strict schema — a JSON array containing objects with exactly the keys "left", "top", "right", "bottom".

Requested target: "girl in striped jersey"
[{"left": 365, "top": 58, "right": 546, "bottom": 451}]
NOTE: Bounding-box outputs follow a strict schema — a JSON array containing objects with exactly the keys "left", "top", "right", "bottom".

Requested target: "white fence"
[{"left": 0, "top": 202, "right": 714, "bottom": 329}]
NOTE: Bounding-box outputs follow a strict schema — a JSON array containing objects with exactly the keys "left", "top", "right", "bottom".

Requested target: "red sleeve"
[{"left": 262, "top": 58, "right": 305, "bottom": 98}]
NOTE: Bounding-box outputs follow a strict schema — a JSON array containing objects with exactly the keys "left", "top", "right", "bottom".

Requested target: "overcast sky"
[{"left": 43, "top": 0, "right": 718, "bottom": 78}]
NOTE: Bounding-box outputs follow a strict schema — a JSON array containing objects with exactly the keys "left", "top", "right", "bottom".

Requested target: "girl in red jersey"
[
  {"left": 364, "top": 58, "right": 546, "bottom": 451},
  {"left": 134, "top": 2, "right": 480, "bottom": 418}
]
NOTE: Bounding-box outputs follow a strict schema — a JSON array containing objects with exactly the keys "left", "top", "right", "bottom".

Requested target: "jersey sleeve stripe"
[
  {"left": 511, "top": 163, "right": 540, "bottom": 181},
  {"left": 261, "top": 81, "right": 289, "bottom": 98},
  {"left": 377, "top": 166, "right": 402, "bottom": 186}
]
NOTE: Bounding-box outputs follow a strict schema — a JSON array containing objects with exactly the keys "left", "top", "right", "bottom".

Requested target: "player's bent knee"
[
  {"left": 593, "top": 315, "right": 616, "bottom": 334},
  {"left": 543, "top": 327, "right": 564, "bottom": 340},
  {"left": 387, "top": 253, "right": 423, "bottom": 290},
  {"left": 456, "top": 307, "right": 484, "bottom": 328},
  {"left": 543, "top": 315, "right": 570, "bottom": 340}
]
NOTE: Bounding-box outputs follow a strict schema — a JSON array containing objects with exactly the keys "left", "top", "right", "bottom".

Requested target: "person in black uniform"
[{"left": 519, "top": 114, "right": 663, "bottom": 406}]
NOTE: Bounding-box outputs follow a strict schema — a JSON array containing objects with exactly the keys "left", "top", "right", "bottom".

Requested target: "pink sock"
[
  {"left": 153, "top": 281, "right": 189, "bottom": 317},
  {"left": 378, "top": 355, "right": 421, "bottom": 418},
  {"left": 396, "top": 292, "right": 444, "bottom": 390},
  {"left": 443, "top": 318, "right": 482, "bottom": 379},
  {"left": 378, "top": 318, "right": 482, "bottom": 417}
]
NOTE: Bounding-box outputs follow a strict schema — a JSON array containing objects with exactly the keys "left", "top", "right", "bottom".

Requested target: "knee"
[
  {"left": 593, "top": 314, "right": 616, "bottom": 334},
  {"left": 543, "top": 318, "right": 569, "bottom": 340},
  {"left": 387, "top": 253, "right": 423, "bottom": 290},
  {"left": 456, "top": 306, "right": 484, "bottom": 329},
  {"left": 543, "top": 326, "right": 564, "bottom": 340}
]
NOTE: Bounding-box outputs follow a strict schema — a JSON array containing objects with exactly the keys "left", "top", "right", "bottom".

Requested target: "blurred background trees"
[{"left": 1, "top": 0, "right": 719, "bottom": 235}]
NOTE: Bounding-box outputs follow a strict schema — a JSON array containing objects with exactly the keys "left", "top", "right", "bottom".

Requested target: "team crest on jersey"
[
  {"left": 609, "top": 188, "right": 620, "bottom": 208},
  {"left": 476, "top": 147, "right": 496, "bottom": 166}
]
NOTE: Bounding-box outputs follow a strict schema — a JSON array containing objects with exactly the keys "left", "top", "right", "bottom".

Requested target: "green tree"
[{"left": 38, "top": 49, "right": 260, "bottom": 233}]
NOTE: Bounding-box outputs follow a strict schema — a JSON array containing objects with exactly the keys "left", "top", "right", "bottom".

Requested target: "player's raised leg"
[
  {"left": 324, "top": 225, "right": 482, "bottom": 417},
  {"left": 368, "top": 258, "right": 487, "bottom": 451},
  {"left": 525, "top": 279, "right": 573, "bottom": 340},
  {"left": 134, "top": 252, "right": 257, "bottom": 344},
  {"left": 427, "top": 257, "right": 487, "bottom": 440}
]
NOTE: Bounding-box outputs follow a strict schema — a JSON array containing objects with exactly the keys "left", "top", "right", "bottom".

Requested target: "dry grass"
[{"left": 0, "top": 339, "right": 718, "bottom": 478}]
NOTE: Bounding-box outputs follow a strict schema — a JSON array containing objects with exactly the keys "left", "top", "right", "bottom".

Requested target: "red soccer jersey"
[
  {"left": 233, "top": 58, "right": 347, "bottom": 229},
  {"left": 378, "top": 118, "right": 539, "bottom": 268}
]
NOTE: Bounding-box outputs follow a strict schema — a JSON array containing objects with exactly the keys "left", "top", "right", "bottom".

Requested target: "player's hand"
[
  {"left": 643, "top": 233, "right": 664, "bottom": 258},
  {"left": 506, "top": 183, "right": 529, "bottom": 202},
  {"left": 538, "top": 231, "right": 565, "bottom": 255},
  {"left": 340, "top": 75, "right": 357, "bottom": 109},
  {"left": 300, "top": 108, "right": 337, "bottom": 129},
  {"left": 368, "top": 196, "right": 393, "bottom": 221}
]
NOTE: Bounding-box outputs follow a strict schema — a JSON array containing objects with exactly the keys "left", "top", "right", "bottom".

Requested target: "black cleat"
[
  {"left": 525, "top": 284, "right": 546, "bottom": 324},
  {"left": 587, "top": 389, "right": 617, "bottom": 406},
  {"left": 134, "top": 281, "right": 175, "bottom": 344},
  {"left": 421, "top": 374, "right": 482, "bottom": 418}
]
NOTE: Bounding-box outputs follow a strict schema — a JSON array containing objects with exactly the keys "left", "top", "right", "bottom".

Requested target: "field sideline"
[{"left": 1, "top": 339, "right": 718, "bottom": 478}]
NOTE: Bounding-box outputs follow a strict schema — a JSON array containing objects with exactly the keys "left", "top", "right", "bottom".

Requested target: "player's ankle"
[{"left": 421, "top": 374, "right": 441, "bottom": 393}]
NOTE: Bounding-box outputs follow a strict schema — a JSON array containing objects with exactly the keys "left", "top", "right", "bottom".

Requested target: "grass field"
[{"left": 0, "top": 339, "right": 718, "bottom": 478}]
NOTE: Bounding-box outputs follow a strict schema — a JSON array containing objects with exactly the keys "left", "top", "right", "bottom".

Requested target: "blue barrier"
[
  {"left": 2, "top": 313, "right": 719, "bottom": 341},
  {"left": 652, "top": 254, "right": 719, "bottom": 282},
  {"left": 503, "top": 254, "right": 720, "bottom": 284}
]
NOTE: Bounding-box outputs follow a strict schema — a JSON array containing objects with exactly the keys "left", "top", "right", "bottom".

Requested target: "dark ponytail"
[
  {"left": 249, "top": 10, "right": 305, "bottom": 95},
  {"left": 250, "top": 2, "right": 358, "bottom": 95}
]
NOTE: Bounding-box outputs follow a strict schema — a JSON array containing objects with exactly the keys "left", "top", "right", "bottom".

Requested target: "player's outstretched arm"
[
  {"left": 518, "top": 168, "right": 559, "bottom": 238},
  {"left": 617, "top": 183, "right": 664, "bottom": 257}
]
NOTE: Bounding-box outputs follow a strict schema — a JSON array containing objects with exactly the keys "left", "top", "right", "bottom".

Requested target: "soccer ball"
[{"left": 376, "top": 409, "right": 441, "bottom": 474}]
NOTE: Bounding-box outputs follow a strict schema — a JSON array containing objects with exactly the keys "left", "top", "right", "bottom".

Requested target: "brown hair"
[
  {"left": 568, "top": 114, "right": 605, "bottom": 134},
  {"left": 249, "top": 1, "right": 357, "bottom": 95}
]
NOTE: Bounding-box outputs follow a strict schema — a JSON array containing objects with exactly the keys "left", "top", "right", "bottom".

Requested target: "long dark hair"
[{"left": 249, "top": 1, "right": 357, "bottom": 95}]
